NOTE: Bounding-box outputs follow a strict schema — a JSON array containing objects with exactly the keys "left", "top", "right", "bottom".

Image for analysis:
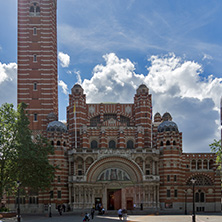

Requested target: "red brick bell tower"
[{"left": 17, "top": 0, "right": 58, "bottom": 132}]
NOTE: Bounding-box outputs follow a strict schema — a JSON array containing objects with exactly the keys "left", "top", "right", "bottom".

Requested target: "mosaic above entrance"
[{"left": 97, "top": 168, "right": 130, "bottom": 181}]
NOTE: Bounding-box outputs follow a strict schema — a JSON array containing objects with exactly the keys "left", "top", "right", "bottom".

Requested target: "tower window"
[
  {"left": 34, "top": 82, "right": 37, "bottom": 90},
  {"left": 174, "top": 189, "right": 178, "bottom": 198},
  {"left": 30, "top": 4, "right": 40, "bottom": 16},
  {"left": 167, "top": 175, "right": 170, "bottom": 181},
  {"left": 33, "top": 27, "right": 37, "bottom": 35},
  {"left": 34, "top": 113, "right": 38, "bottom": 122},
  {"left": 33, "top": 54, "right": 37, "bottom": 62},
  {"left": 167, "top": 189, "right": 171, "bottom": 197},
  {"left": 57, "top": 191, "right": 61, "bottom": 199}
]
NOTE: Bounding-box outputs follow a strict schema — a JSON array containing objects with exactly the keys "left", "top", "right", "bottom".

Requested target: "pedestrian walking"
[
  {"left": 91, "top": 207, "right": 95, "bottom": 220},
  {"left": 118, "top": 208, "right": 122, "bottom": 220}
]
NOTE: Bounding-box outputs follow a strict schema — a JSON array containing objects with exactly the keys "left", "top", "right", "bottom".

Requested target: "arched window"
[
  {"left": 191, "top": 160, "right": 196, "bottom": 169},
  {"left": 173, "top": 141, "right": 176, "bottom": 145},
  {"left": 51, "top": 141, "right": 54, "bottom": 146},
  {"left": 36, "top": 6, "right": 40, "bottom": 14},
  {"left": 109, "top": 140, "right": 116, "bottom": 149},
  {"left": 166, "top": 140, "right": 170, "bottom": 146},
  {"left": 30, "top": 6, "right": 34, "bottom": 13},
  {"left": 91, "top": 140, "right": 98, "bottom": 149},
  {"left": 57, "top": 141, "right": 61, "bottom": 146},
  {"left": 195, "top": 191, "right": 205, "bottom": 202},
  {"left": 209, "top": 159, "right": 214, "bottom": 169},
  {"left": 195, "top": 192, "right": 199, "bottom": 202},
  {"left": 127, "top": 140, "right": 134, "bottom": 149},
  {"left": 160, "top": 141, "right": 163, "bottom": 146},
  {"left": 197, "top": 160, "right": 202, "bottom": 170},
  {"left": 203, "top": 159, "right": 207, "bottom": 169},
  {"left": 63, "top": 142, "right": 66, "bottom": 146},
  {"left": 29, "top": 3, "right": 40, "bottom": 16}
]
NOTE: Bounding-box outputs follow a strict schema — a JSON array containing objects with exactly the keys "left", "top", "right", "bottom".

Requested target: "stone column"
[{"left": 152, "top": 161, "right": 155, "bottom": 175}]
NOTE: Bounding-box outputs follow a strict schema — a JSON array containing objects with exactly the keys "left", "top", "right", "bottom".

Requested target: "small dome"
[
  {"left": 71, "top": 84, "right": 83, "bottom": 95},
  {"left": 47, "top": 112, "right": 57, "bottom": 122},
  {"left": 136, "top": 84, "right": 149, "bottom": 95},
  {"left": 158, "top": 120, "right": 178, "bottom": 133},
  {"left": 162, "top": 112, "right": 172, "bottom": 121},
  {"left": 47, "top": 121, "right": 67, "bottom": 133},
  {"left": 154, "top": 112, "right": 161, "bottom": 122}
]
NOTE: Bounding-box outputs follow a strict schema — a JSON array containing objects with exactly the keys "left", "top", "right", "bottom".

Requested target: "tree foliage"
[
  {"left": 210, "top": 139, "right": 222, "bottom": 171},
  {"left": 0, "top": 103, "right": 55, "bottom": 201}
]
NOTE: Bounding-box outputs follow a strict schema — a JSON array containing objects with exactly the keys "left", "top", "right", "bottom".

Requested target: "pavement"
[{"left": 1, "top": 213, "right": 222, "bottom": 222}]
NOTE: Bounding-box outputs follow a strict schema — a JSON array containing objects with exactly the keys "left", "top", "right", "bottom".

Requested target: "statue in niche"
[
  {"left": 106, "top": 169, "right": 110, "bottom": 180},
  {"left": 118, "top": 170, "right": 122, "bottom": 180},
  {"left": 110, "top": 169, "right": 117, "bottom": 180}
]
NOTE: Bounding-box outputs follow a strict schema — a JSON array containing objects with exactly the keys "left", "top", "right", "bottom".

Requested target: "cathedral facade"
[{"left": 13, "top": 0, "right": 221, "bottom": 214}]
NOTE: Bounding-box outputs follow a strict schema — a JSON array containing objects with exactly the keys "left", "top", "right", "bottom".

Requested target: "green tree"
[
  {"left": 0, "top": 103, "right": 55, "bottom": 202},
  {"left": 210, "top": 139, "right": 222, "bottom": 171},
  {"left": 15, "top": 103, "right": 55, "bottom": 191},
  {"left": 0, "top": 103, "right": 18, "bottom": 201}
]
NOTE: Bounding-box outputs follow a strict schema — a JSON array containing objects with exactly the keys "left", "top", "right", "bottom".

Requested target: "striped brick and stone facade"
[
  {"left": 13, "top": 0, "right": 221, "bottom": 214},
  {"left": 17, "top": 0, "right": 58, "bottom": 133}
]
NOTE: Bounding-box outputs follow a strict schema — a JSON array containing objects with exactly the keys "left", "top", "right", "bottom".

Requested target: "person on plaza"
[
  {"left": 58, "top": 204, "right": 62, "bottom": 215},
  {"left": 118, "top": 208, "right": 122, "bottom": 220},
  {"left": 83, "top": 212, "right": 90, "bottom": 221},
  {"left": 62, "top": 204, "right": 66, "bottom": 212},
  {"left": 101, "top": 207, "right": 105, "bottom": 215},
  {"left": 91, "top": 207, "right": 95, "bottom": 220},
  {"left": 122, "top": 209, "right": 127, "bottom": 221}
]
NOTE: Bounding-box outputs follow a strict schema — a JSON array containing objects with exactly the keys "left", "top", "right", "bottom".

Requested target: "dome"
[
  {"left": 71, "top": 84, "right": 83, "bottom": 95},
  {"left": 47, "top": 121, "right": 67, "bottom": 133},
  {"left": 158, "top": 120, "right": 178, "bottom": 133},
  {"left": 162, "top": 112, "right": 172, "bottom": 121},
  {"left": 154, "top": 112, "right": 161, "bottom": 122},
  {"left": 136, "top": 84, "right": 149, "bottom": 95},
  {"left": 47, "top": 112, "right": 57, "bottom": 121}
]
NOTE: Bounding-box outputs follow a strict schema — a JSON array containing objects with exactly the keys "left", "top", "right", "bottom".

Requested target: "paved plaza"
[{"left": 1, "top": 213, "right": 222, "bottom": 222}]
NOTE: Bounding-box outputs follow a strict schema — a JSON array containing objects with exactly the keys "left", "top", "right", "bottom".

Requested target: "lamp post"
[
  {"left": 190, "top": 179, "right": 196, "bottom": 222},
  {"left": 49, "top": 191, "right": 52, "bottom": 217},
  {"left": 184, "top": 189, "right": 187, "bottom": 215},
  {"left": 17, "top": 181, "right": 21, "bottom": 222}
]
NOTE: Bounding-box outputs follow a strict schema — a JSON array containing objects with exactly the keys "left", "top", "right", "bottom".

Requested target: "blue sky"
[{"left": 0, "top": 0, "right": 222, "bottom": 152}]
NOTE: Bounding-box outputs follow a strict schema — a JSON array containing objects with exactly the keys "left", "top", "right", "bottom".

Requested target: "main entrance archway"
[{"left": 86, "top": 156, "right": 143, "bottom": 210}]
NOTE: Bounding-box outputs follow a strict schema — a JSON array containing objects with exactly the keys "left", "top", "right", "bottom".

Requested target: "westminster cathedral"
[{"left": 13, "top": 0, "right": 221, "bottom": 214}]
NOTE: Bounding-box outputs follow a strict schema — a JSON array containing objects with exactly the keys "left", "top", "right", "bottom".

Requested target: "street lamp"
[
  {"left": 16, "top": 181, "right": 21, "bottom": 222},
  {"left": 184, "top": 189, "right": 187, "bottom": 215},
  {"left": 49, "top": 191, "right": 52, "bottom": 217},
  {"left": 190, "top": 178, "right": 196, "bottom": 222}
]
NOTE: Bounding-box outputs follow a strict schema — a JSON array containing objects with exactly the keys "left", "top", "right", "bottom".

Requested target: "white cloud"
[
  {"left": 81, "top": 53, "right": 222, "bottom": 152},
  {"left": 58, "top": 80, "right": 68, "bottom": 95},
  {"left": 74, "top": 70, "right": 82, "bottom": 85},
  {"left": 0, "top": 62, "right": 17, "bottom": 107},
  {"left": 202, "top": 53, "right": 213, "bottom": 61},
  {"left": 58, "top": 52, "right": 70, "bottom": 67}
]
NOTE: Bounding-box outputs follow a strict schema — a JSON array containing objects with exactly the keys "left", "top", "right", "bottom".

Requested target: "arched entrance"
[{"left": 86, "top": 156, "right": 143, "bottom": 210}]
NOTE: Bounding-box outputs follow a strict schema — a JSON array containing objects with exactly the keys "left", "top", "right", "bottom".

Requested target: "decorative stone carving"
[
  {"left": 125, "top": 105, "right": 132, "bottom": 115},
  {"left": 137, "top": 126, "right": 144, "bottom": 134},
  {"left": 89, "top": 105, "right": 95, "bottom": 115}
]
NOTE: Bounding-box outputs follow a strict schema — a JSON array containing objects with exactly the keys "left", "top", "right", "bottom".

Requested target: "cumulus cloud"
[
  {"left": 81, "top": 53, "right": 222, "bottom": 152},
  {"left": 58, "top": 52, "right": 70, "bottom": 67},
  {"left": 0, "top": 62, "right": 17, "bottom": 106},
  {"left": 58, "top": 80, "right": 68, "bottom": 95}
]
